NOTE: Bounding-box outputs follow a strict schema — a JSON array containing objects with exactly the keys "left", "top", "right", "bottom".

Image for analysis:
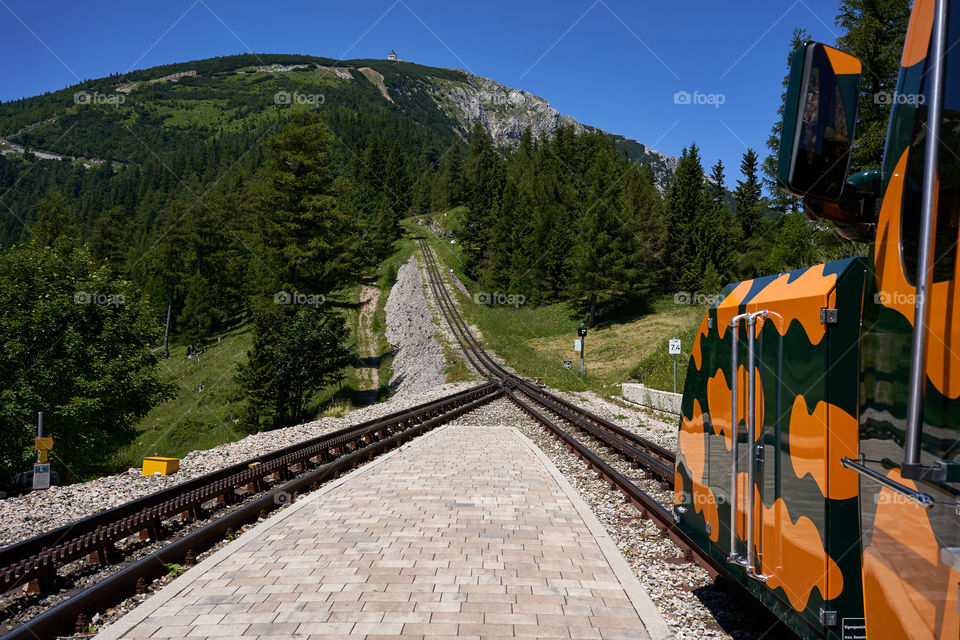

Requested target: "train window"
[{"left": 902, "top": 6, "right": 960, "bottom": 284}]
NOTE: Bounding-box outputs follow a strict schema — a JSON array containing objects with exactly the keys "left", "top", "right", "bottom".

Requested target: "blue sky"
[{"left": 0, "top": 0, "right": 843, "bottom": 185}]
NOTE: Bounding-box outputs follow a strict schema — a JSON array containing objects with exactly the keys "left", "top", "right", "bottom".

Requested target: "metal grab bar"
[
  {"left": 841, "top": 457, "right": 935, "bottom": 508},
  {"left": 727, "top": 311, "right": 769, "bottom": 581},
  {"left": 903, "top": 0, "right": 947, "bottom": 480},
  {"left": 744, "top": 310, "right": 768, "bottom": 582},
  {"left": 729, "top": 313, "right": 749, "bottom": 563}
]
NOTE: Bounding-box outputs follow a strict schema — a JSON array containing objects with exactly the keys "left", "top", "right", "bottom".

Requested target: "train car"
[{"left": 673, "top": 1, "right": 959, "bottom": 638}]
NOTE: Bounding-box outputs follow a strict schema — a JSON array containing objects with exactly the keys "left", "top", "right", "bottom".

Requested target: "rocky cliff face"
[
  {"left": 414, "top": 70, "right": 677, "bottom": 190},
  {"left": 426, "top": 74, "right": 583, "bottom": 145}
]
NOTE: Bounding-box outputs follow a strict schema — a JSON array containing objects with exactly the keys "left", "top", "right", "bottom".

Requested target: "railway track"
[
  {"left": 417, "top": 236, "right": 797, "bottom": 637},
  {"left": 0, "top": 235, "right": 771, "bottom": 639},
  {"left": 416, "top": 237, "right": 726, "bottom": 577},
  {"left": 0, "top": 383, "right": 503, "bottom": 640}
]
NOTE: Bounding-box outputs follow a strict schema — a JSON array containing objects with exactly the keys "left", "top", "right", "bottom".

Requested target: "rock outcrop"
[{"left": 428, "top": 74, "right": 583, "bottom": 146}]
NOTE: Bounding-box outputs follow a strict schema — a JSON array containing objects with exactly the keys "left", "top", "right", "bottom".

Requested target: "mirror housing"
[
  {"left": 805, "top": 169, "right": 881, "bottom": 242},
  {"left": 778, "top": 42, "right": 862, "bottom": 202}
]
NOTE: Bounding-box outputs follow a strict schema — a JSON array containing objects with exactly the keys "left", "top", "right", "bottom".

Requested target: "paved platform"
[{"left": 97, "top": 424, "right": 671, "bottom": 640}]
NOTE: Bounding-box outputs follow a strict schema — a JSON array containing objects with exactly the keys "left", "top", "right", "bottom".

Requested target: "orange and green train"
[{"left": 672, "top": 1, "right": 959, "bottom": 638}]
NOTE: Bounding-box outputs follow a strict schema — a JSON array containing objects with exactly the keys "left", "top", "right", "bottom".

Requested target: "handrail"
[
  {"left": 744, "top": 310, "right": 768, "bottom": 582},
  {"left": 841, "top": 457, "right": 935, "bottom": 508},
  {"left": 728, "top": 312, "right": 749, "bottom": 563},
  {"left": 903, "top": 0, "right": 947, "bottom": 479}
]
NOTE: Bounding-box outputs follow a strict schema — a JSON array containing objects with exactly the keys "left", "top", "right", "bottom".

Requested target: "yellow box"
[
  {"left": 142, "top": 457, "right": 180, "bottom": 476},
  {"left": 35, "top": 437, "right": 53, "bottom": 451}
]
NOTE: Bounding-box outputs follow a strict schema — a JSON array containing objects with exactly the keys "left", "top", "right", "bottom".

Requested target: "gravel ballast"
[
  {"left": 0, "top": 252, "right": 459, "bottom": 549},
  {"left": 0, "top": 381, "right": 480, "bottom": 549},
  {"left": 384, "top": 255, "right": 448, "bottom": 399}
]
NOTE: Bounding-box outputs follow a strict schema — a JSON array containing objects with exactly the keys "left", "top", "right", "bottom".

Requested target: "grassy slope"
[
  {"left": 114, "top": 324, "right": 252, "bottom": 470},
  {"left": 409, "top": 215, "right": 707, "bottom": 396},
  {"left": 115, "top": 238, "right": 418, "bottom": 471}
]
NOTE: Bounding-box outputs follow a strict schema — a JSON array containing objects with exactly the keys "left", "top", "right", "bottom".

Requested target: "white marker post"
[
  {"left": 669, "top": 338, "right": 681, "bottom": 393},
  {"left": 577, "top": 323, "right": 588, "bottom": 377}
]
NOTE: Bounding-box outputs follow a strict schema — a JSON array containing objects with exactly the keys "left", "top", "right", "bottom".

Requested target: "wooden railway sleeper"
[
  {"left": 24, "top": 564, "right": 56, "bottom": 594},
  {"left": 86, "top": 545, "right": 117, "bottom": 566}
]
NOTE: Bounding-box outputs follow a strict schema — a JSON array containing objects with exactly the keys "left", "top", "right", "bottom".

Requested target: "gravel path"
[
  {"left": 384, "top": 255, "right": 447, "bottom": 400},
  {"left": 354, "top": 283, "right": 381, "bottom": 402}
]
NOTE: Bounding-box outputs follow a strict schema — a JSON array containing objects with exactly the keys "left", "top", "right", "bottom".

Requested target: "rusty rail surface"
[
  {"left": 415, "top": 238, "right": 735, "bottom": 575},
  {"left": 0, "top": 383, "right": 502, "bottom": 640},
  {"left": 417, "top": 238, "right": 675, "bottom": 474}
]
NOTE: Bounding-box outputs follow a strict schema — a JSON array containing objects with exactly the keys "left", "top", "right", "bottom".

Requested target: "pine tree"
[
  {"left": 619, "top": 161, "right": 665, "bottom": 297},
  {"left": 176, "top": 273, "right": 220, "bottom": 347},
  {"left": 352, "top": 136, "right": 387, "bottom": 263},
  {"left": 255, "top": 112, "right": 360, "bottom": 294},
  {"left": 460, "top": 123, "right": 503, "bottom": 278},
  {"left": 734, "top": 149, "right": 764, "bottom": 238},
  {"left": 709, "top": 159, "right": 727, "bottom": 204},
  {"left": 665, "top": 144, "right": 709, "bottom": 291},
  {"left": 32, "top": 187, "right": 74, "bottom": 247},
  {"left": 771, "top": 211, "right": 817, "bottom": 271},
  {"left": 236, "top": 304, "right": 283, "bottom": 430},
  {"left": 430, "top": 139, "right": 465, "bottom": 212},
  {"left": 566, "top": 137, "right": 645, "bottom": 326},
  {"left": 237, "top": 302, "right": 352, "bottom": 430},
  {"left": 87, "top": 205, "right": 128, "bottom": 268},
  {"left": 701, "top": 262, "right": 723, "bottom": 294},
  {"left": 272, "top": 307, "right": 351, "bottom": 425},
  {"left": 698, "top": 159, "right": 730, "bottom": 287},
  {"left": 487, "top": 129, "right": 536, "bottom": 297},
  {"left": 145, "top": 201, "right": 190, "bottom": 359},
  {"left": 384, "top": 142, "right": 411, "bottom": 219},
  {"left": 835, "top": 0, "right": 911, "bottom": 171},
  {"left": 353, "top": 136, "right": 386, "bottom": 216}
]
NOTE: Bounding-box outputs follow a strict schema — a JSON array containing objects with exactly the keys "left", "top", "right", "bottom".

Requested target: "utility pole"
[{"left": 578, "top": 323, "right": 587, "bottom": 377}]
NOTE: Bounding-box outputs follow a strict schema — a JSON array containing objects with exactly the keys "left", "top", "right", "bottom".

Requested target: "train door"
[
  {"left": 858, "top": 0, "right": 960, "bottom": 636},
  {"left": 695, "top": 258, "right": 867, "bottom": 638},
  {"left": 747, "top": 284, "right": 835, "bottom": 634}
]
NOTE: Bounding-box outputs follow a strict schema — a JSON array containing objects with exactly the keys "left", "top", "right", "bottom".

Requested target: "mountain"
[{"left": 0, "top": 53, "right": 679, "bottom": 188}]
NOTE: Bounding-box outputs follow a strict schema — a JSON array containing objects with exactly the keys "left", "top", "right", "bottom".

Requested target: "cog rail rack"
[{"left": 0, "top": 382, "right": 502, "bottom": 640}]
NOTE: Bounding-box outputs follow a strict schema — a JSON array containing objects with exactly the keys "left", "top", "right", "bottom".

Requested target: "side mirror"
[
  {"left": 778, "top": 42, "right": 862, "bottom": 202},
  {"left": 806, "top": 169, "right": 881, "bottom": 241}
]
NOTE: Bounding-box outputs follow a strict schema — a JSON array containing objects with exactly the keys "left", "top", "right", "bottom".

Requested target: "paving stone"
[{"left": 103, "top": 426, "right": 654, "bottom": 639}]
